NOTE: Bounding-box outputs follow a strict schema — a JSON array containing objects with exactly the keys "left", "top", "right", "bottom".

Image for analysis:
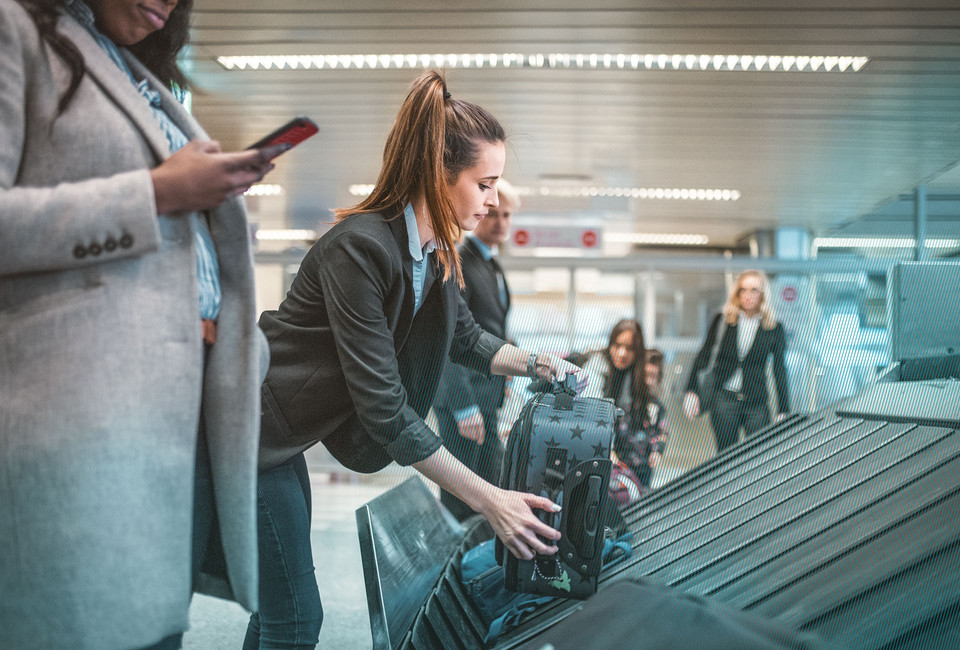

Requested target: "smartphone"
[{"left": 247, "top": 117, "right": 319, "bottom": 154}]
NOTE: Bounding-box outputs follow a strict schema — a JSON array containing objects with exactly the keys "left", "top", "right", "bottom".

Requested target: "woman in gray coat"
[{"left": 0, "top": 0, "right": 278, "bottom": 647}]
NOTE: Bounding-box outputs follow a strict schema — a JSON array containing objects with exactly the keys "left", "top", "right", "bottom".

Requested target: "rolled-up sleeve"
[{"left": 385, "top": 420, "right": 443, "bottom": 466}]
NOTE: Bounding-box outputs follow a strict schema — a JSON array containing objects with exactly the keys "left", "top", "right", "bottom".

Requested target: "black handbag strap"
[{"left": 705, "top": 316, "right": 727, "bottom": 375}]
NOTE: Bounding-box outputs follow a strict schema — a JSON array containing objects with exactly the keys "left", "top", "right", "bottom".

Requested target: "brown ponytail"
[{"left": 334, "top": 69, "right": 506, "bottom": 287}]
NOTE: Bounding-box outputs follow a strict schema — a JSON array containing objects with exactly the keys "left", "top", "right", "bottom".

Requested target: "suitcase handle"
[
  {"left": 557, "top": 458, "right": 611, "bottom": 576},
  {"left": 552, "top": 373, "right": 578, "bottom": 411}
]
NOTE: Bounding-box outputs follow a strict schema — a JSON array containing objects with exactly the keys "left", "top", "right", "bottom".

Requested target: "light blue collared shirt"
[
  {"left": 67, "top": 0, "right": 221, "bottom": 320},
  {"left": 403, "top": 204, "right": 436, "bottom": 314},
  {"left": 467, "top": 234, "right": 496, "bottom": 261}
]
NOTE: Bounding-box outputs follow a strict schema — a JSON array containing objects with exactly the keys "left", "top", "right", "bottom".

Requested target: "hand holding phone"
[{"left": 247, "top": 117, "right": 318, "bottom": 158}]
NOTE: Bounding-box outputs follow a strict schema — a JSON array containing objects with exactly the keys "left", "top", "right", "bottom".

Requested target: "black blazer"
[
  {"left": 434, "top": 237, "right": 510, "bottom": 414},
  {"left": 685, "top": 312, "right": 790, "bottom": 414},
  {"left": 258, "top": 210, "right": 506, "bottom": 472}
]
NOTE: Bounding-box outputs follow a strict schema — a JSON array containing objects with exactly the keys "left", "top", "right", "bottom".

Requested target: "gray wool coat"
[{"left": 0, "top": 3, "right": 266, "bottom": 648}]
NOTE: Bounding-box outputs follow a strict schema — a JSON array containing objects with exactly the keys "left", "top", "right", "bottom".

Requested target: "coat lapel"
[
  {"left": 388, "top": 214, "right": 415, "bottom": 306},
  {"left": 58, "top": 16, "right": 171, "bottom": 162},
  {"left": 121, "top": 52, "right": 207, "bottom": 143},
  {"left": 743, "top": 324, "right": 766, "bottom": 362}
]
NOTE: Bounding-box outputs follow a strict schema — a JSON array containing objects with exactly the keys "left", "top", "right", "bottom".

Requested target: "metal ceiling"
[{"left": 185, "top": 0, "right": 960, "bottom": 247}]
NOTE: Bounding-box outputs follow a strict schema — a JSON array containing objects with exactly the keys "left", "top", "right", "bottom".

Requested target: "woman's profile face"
[
  {"left": 93, "top": 0, "right": 178, "bottom": 46},
  {"left": 449, "top": 141, "right": 506, "bottom": 232},
  {"left": 609, "top": 330, "right": 636, "bottom": 370}
]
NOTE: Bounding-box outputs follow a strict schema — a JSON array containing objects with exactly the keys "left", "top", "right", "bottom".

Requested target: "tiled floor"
[{"left": 184, "top": 390, "right": 721, "bottom": 649}]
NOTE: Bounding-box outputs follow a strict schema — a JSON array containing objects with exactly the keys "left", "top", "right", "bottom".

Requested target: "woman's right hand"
[
  {"left": 150, "top": 140, "right": 288, "bottom": 215},
  {"left": 683, "top": 391, "right": 700, "bottom": 420},
  {"left": 479, "top": 488, "right": 561, "bottom": 560}
]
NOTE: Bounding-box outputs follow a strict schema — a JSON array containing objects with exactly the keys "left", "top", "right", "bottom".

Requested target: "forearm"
[
  {"left": 489, "top": 344, "right": 548, "bottom": 378},
  {"left": 413, "top": 446, "right": 497, "bottom": 513}
]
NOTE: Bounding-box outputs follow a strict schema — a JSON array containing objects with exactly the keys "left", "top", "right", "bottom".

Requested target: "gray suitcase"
[{"left": 497, "top": 375, "right": 621, "bottom": 599}]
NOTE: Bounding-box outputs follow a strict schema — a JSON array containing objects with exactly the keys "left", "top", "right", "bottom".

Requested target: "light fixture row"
[
  {"left": 349, "top": 184, "right": 740, "bottom": 202},
  {"left": 218, "top": 53, "right": 868, "bottom": 73},
  {"left": 524, "top": 186, "right": 740, "bottom": 201},
  {"left": 244, "top": 183, "right": 283, "bottom": 197},
  {"left": 254, "top": 229, "right": 316, "bottom": 241},
  {"left": 606, "top": 233, "right": 711, "bottom": 245}
]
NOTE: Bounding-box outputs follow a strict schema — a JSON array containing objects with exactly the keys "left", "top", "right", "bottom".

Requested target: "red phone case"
[{"left": 247, "top": 117, "right": 318, "bottom": 151}]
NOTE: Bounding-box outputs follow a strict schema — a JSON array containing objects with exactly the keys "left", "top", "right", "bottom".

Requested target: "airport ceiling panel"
[{"left": 186, "top": 1, "right": 960, "bottom": 246}]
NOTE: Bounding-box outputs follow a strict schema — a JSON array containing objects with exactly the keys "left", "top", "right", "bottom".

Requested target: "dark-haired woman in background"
[
  {"left": 1, "top": 0, "right": 281, "bottom": 648},
  {"left": 683, "top": 270, "right": 790, "bottom": 454},
  {"left": 582, "top": 319, "right": 650, "bottom": 479},
  {"left": 250, "top": 69, "right": 584, "bottom": 649}
]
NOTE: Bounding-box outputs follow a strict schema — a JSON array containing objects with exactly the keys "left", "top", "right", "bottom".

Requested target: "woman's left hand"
[{"left": 479, "top": 488, "right": 562, "bottom": 560}]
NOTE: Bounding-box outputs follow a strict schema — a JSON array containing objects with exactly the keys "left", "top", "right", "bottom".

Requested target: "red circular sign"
[
  {"left": 782, "top": 286, "right": 798, "bottom": 302},
  {"left": 581, "top": 230, "right": 598, "bottom": 248},
  {"left": 513, "top": 229, "right": 530, "bottom": 246}
]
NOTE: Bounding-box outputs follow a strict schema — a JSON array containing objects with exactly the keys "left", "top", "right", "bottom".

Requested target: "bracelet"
[{"left": 527, "top": 352, "right": 539, "bottom": 377}]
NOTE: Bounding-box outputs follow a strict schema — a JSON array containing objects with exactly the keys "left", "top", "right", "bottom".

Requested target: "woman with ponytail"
[{"left": 251, "top": 70, "right": 585, "bottom": 648}]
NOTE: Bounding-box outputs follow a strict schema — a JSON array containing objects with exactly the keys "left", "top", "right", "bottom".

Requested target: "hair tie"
[{"left": 443, "top": 91, "right": 451, "bottom": 100}]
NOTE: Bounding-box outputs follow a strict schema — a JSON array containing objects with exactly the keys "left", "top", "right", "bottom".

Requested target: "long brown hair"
[
  {"left": 17, "top": 0, "right": 193, "bottom": 114},
  {"left": 333, "top": 69, "right": 506, "bottom": 287},
  {"left": 602, "top": 319, "right": 649, "bottom": 422}
]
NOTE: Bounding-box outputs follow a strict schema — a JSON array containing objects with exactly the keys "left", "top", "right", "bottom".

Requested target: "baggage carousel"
[{"left": 372, "top": 362, "right": 960, "bottom": 650}]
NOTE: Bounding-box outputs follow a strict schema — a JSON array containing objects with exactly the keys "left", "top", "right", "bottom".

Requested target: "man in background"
[{"left": 433, "top": 180, "right": 520, "bottom": 520}]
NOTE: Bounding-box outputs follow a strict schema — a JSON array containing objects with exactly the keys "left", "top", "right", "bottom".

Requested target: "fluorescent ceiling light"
[
  {"left": 349, "top": 184, "right": 739, "bottom": 202},
  {"left": 522, "top": 186, "right": 740, "bottom": 201},
  {"left": 245, "top": 183, "right": 283, "bottom": 196},
  {"left": 814, "top": 237, "right": 960, "bottom": 249},
  {"left": 255, "top": 229, "right": 316, "bottom": 241},
  {"left": 348, "top": 184, "right": 375, "bottom": 196},
  {"left": 606, "top": 233, "right": 710, "bottom": 246},
  {"left": 218, "top": 53, "right": 869, "bottom": 73}
]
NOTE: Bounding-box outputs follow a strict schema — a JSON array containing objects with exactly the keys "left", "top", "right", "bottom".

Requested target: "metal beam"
[{"left": 255, "top": 251, "right": 898, "bottom": 275}]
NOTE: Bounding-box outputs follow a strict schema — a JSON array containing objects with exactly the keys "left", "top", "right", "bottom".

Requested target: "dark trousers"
[
  {"left": 709, "top": 390, "right": 770, "bottom": 454},
  {"left": 436, "top": 406, "right": 503, "bottom": 521},
  {"left": 243, "top": 453, "right": 323, "bottom": 650}
]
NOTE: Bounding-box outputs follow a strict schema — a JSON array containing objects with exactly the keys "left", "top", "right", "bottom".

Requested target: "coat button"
[
  {"left": 73, "top": 244, "right": 87, "bottom": 259},
  {"left": 89, "top": 242, "right": 102, "bottom": 256},
  {"left": 119, "top": 233, "right": 133, "bottom": 248},
  {"left": 104, "top": 237, "right": 117, "bottom": 252}
]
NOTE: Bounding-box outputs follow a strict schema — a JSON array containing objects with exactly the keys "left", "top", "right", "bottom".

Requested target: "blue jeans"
[{"left": 242, "top": 453, "right": 323, "bottom": 650}]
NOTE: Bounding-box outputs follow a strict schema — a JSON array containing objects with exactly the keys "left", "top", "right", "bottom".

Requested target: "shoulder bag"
[{"left": 696, "top": 316, "right": 727, "bottom": 413}]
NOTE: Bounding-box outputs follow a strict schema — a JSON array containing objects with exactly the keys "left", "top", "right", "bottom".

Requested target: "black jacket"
[
  {"left": 258, "top": 211, "right": 506, "bottom": 472},
  {"left": 685, "top": 312, "right": 790, "bottom": 414},
  {"left": 434, "top": 237, "right": 510, "bottom": 415}
]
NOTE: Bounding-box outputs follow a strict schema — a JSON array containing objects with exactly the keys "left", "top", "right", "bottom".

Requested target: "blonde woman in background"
[{"left": 683, "top": 270, "right": 789, "bottom": 454}]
